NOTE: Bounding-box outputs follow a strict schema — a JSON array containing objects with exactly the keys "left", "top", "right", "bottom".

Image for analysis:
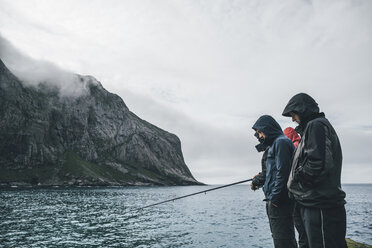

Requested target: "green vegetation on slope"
[
  {"left": 60, "top": 151, "right": 135, "bottom": 183},
  {"left": 346, "top": 238, "right": 372, "bottom": 248},
  {"left": 0, "top": 166, "right": 55, "bottom": 185},
  {"left": 0, "top": 150, "right": 190, "bottom": 186}
]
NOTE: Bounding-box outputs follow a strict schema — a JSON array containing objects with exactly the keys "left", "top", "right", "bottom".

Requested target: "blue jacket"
[{"left": 252, "top": 115, "right": 294, "bottom": 205}]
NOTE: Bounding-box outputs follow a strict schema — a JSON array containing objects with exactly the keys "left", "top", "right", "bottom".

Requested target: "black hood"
[
  {"left": 252, "top": 115, "right": 283, "bottom": 146},
  {"left": 282, "top": 93, "right": 323, "bottom": 135},
  {"left": 282, "top": 93, "right": 319, "bottom": 119}
]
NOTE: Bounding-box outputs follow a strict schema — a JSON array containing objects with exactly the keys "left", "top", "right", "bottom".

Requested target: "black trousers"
[
  {"left": 266, "top": 201, "right": 297, "bottom": 248},
  {"left": 293, "top": 202, "right": 309, "bottom": 248},
  {"left": 299, "top": 205, "right": 347, "bottom": 248}
]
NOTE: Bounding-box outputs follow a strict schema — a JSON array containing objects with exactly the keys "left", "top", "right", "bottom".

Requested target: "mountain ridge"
[{"left": 0, "top": 58, "right": 202, "bottom": 186}]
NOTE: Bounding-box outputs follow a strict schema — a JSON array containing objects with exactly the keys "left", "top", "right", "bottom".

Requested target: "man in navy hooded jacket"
[{"left": 252, "top": 115, "right": 297, "bottom": 248}]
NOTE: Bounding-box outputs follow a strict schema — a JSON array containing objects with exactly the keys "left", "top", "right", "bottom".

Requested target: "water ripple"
[{"left": 0, "top": 185, "right": 371, "bottom": 247}]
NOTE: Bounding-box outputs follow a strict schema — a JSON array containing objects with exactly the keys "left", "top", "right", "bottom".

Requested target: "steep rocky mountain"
[{"left": 0, "top": 59, "right": 201, "bottom": 186}]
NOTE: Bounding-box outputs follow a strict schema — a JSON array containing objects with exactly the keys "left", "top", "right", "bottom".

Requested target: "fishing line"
[{"left": 135, "top": 178, "right": 253, "bottom": 211}]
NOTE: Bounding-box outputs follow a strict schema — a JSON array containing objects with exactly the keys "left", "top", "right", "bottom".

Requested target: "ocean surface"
[{"left": 0, "top": 184, "right": 371, "bottom": 247}]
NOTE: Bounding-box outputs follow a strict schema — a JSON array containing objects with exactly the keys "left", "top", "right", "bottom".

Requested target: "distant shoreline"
[
  {"left": 342, "top": 183, "right": 372, "bottom": 185},
  {"left": 1, "top": 183, "right": 371, "bottom": 189}
]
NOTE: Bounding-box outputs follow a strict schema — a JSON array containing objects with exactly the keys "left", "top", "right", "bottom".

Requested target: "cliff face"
[{"left": 0, "top": 59, "right": 201, "bottom": 186}]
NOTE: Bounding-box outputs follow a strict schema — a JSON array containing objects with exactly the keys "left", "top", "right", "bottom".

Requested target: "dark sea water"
[{"left": 0, "top": 184, "right": 371, "bottom": 247}]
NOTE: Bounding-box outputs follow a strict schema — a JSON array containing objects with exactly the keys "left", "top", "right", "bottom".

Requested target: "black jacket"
[
  {"left": 283, "top": 93, "right": 346, "bottom": 208},
  {"left": 252, "top": 147, "right": 269, "bottom": 188},
  {"left": 253, "top": 115, "right": 295, "bottom": 205}
]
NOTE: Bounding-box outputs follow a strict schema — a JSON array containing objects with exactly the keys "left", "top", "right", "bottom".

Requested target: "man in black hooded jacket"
[
  {"left": 252, "top": 115, "right": 297, "bottom": 248},
  {"left": 282, "top": 93, "right": 347, "bottom": 248}
]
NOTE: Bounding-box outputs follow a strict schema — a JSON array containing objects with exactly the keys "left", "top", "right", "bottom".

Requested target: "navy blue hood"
[{"left": 252, "top": 115, "right": 283, "bottom": 145}]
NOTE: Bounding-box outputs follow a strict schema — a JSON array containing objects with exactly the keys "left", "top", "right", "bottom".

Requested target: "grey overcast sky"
[{"left": 0, "top": 0, "right": 371, "bottom": 184}]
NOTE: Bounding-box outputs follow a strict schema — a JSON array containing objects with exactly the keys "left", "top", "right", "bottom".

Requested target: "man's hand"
[
  {"left": 251, "top": 174, "right": 260, "bottom": 191},
  {"left": 251, "top": 182, "right": 258, "bottom": 190},
  {"left": 251, "top": 183, "right": 261, "bottom": 191}
]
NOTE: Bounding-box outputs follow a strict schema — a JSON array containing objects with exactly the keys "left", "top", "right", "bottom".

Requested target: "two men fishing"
[
  {"left": 139, "top": 92, "right": 346, "bottom": 248},
  {"left": 251, "top": 93, "right": 347, "bottom": 248}
]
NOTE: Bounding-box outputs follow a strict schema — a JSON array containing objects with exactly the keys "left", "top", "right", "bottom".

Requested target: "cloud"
[
  {"left": 0, "top": 34, "right": 92, "bottom": 97},
  {"left": 121, "top": 85, "right": 372, "bottom": 184},
  {"left": 118, "top": 88, "right": 277, "bottom": 184},
  {"left": 1, "top": 0, "right": 371, "bottom": 183}
]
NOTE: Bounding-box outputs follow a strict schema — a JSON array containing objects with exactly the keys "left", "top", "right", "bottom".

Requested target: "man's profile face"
[
  {"left": 290, "top": 112, "right": 301, "bottom": 124},
  {"left": 257, "top": 130, "right": 266, "bottom": 139}
]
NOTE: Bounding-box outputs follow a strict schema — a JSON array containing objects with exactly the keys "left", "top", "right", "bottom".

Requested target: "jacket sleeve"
[
  {"left": 296, "top": 121, "right": 326, "bottom": 185},
  {"left": 252, "top": 149, "right": 268, "bottom": 187},
  {"left": 270, "top": 139, "right": 293, "bottom": 204}
]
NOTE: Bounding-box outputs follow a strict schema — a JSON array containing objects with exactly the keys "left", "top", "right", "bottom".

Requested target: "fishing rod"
[{"left": 136, "top": 178, "right": 252, "bottom": 211}]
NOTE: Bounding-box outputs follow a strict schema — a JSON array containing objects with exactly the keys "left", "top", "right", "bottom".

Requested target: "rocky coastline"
[{"left": 0, "top": 59, "right": 202, "bottom": 187}]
